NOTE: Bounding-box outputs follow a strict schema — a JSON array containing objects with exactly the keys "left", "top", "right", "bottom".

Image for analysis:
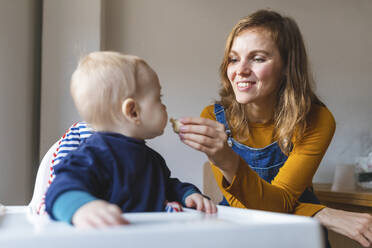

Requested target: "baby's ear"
[{"left": 122, "top": 98, "right": 140, "bottom": 124}]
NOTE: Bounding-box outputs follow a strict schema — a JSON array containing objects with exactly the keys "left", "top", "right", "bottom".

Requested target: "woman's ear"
[{"left": 122, "top": 98, "right": 141, "bottom": 125}]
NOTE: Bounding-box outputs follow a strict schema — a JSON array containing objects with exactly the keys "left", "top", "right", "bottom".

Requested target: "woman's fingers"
[
  {"left": 180, "top": 132, "right": 218, "bottom": 148},
  {"left": 179, "top": 123, "right": 227, "bottom": 140},
  {"left": 362, "top": 230, "right": 372, "bottom": 247},
  {"left": 179, "top": 124, "right": 216, "bottom": 138},
  {"left": 353, "top": 234, "right": 370, "bottom": 247},
  {"left": 353, "top": 213, "right": 372, "bottom": 247},
  {"left": 180, "top": 117, "right": 226, "bottom": 132},
  {"left": 178, "top": 117, "right": 239, "bottom": 176},
  {"left": 178, "top": 119, "right": 227, "bottom": 152},
  {"left": 358, "top": 214, "right": 372, "bottom": 247},
  {"left": 181, "top": 137, "right": 223, "bottom": 157},
  {"left": 178, "top": 117, "right": 228, "bottom": 152}
]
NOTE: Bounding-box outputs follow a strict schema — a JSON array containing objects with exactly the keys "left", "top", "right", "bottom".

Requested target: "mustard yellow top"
[{"left": 201, "top": 104, "right": 336, "bottom": 216}]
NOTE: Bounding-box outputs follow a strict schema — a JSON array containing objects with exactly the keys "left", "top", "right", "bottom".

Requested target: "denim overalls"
[
  {"left": 214, "top": 103, "right": 319, "bottom": 204},
  {"left": 214, "top": 104, "right": 330, "bottom": 247}
]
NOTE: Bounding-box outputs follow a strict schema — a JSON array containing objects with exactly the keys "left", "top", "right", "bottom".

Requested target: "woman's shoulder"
[
  {"left": 308, "top": 104, "right": 336, "bottom": 129},
  {"left": 296, "top": 104, "right": 336, "bottom": 144},
  {"left": 200, "top": 104, "right": 217, "bottom": 120},
  {"left": 291, "top": 104, "right": 336, "bottom": 153}
]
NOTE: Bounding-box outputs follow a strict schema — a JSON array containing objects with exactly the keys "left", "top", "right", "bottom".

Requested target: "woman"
[{"left": 178, "top": 9, "right": 372, "bottom": 247}]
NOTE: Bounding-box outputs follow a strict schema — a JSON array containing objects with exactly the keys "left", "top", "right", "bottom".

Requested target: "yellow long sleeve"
[{"left": 201, "top": 104, "right": 335, "bottom": 216}]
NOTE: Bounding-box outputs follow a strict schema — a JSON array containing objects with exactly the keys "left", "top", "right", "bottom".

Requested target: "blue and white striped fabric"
[
  {"left": 37, "top": 122, "right": 94, "bottom": 214},
  {"left": 52, "top": 122, "right": 94, "bottom": 167}
]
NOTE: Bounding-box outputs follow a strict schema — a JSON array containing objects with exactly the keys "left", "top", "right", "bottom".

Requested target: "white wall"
[
  {"left": 40, "top": 0, "right": 103, "bottom": 157},
  {"left": 306, "top": 1, "right": 372, "bottom": 181},
  {"left": 103, "top": 0, "right": 372, "bottom": 188},
  {"left": 39, "top": 0, "right": 372, "bottom": 191},
  {"left": 0, "top": 1, "right": 41, "bottom": 204}
]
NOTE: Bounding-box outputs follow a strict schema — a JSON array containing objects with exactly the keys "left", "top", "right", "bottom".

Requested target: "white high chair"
[{"left": 28, "top": 142, "right": 59, "bottom": 214}]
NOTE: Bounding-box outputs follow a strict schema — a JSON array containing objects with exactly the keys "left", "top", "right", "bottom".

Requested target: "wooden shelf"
[{"left": 314, "top": 183, "right": 372, "bottom": 209}]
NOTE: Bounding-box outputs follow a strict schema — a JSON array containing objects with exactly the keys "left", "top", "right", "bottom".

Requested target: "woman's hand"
[
  {"left": 315, "top": 207, "right": 372, "bottom": 247},
  {"left": 178, "top": 117, "right": 239, "bottom": 183},
  {"left": 72, "top": 200, "right": 130, "bottom": 228}
]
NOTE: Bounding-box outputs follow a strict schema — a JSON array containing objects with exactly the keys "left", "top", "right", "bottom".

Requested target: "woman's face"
[{"left": 227, "top": 28, "right": 284, "bottom": 106}]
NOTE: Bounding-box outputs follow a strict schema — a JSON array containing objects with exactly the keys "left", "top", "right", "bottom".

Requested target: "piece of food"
[{"left": 170, "top": 118, "right": 181, "bottom": 133}]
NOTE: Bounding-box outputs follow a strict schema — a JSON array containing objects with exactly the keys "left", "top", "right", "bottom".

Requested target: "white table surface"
[{"left": 0, "top": 205, "right": 324, "bottom": 248}]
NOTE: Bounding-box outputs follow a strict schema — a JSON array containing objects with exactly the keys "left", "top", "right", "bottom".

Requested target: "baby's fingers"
[
  {"left": 103, "top": 204, "right": 130, "bottom": 225},
  {"left": 203, "top": 198, "right": 217, "bottom": 214},
  {"left": 185, "top": 195, "right": 204, "bottom": 211},
  {"left": 195, "top": 199, "right": 204, "bottom": 211}
]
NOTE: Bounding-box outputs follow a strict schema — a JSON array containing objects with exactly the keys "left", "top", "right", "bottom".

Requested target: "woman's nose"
[{"left": 236, "top": 60, "right": 251, "bottom": 75}]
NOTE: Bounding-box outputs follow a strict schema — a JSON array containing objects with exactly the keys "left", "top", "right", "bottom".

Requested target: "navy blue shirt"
[{"left": 45, "top": 132, "right": 200, "bottom": 219}]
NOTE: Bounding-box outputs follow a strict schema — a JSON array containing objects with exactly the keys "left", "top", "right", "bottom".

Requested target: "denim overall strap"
[
  {"left": 213, "top": 104, "right": 321, "bottom": 204},
  {"left": 214, "top": 104, "right": 286, "bottom": 182},
  {"left": 214, "top": 104, "right": 233, "bottom": 147},
  {"left": 214, "top": 103, "right": 230, "bottom": 130}
]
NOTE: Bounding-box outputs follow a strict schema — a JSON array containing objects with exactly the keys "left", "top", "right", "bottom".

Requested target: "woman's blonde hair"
[
  {"left": 70, "top": 51, "right": 147, "bottom": 129},
  {"left": 219, "top": 9, "right": 323, "bottom": 154}
]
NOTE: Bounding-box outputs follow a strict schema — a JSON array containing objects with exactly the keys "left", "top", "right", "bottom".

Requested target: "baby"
[{"left": 45, "top": 51, "right": 216, "bottom": 228}]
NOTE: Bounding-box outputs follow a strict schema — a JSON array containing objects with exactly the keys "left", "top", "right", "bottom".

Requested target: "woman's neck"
[{"left": 244, "top": 100, "right": 275, "bottom": 124}]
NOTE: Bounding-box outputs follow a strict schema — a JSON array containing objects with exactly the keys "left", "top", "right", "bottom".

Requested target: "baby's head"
[{"left": 71, "top": 51, "right": 168, "bottom": 139}]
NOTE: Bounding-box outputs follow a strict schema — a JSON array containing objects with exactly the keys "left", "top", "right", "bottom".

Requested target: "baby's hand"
[
  {"left": 184, "top": 193, "right": 217, "bottom": 214},
  {"left": 72, "top": 200, "right": 129, "bottom": 228}
]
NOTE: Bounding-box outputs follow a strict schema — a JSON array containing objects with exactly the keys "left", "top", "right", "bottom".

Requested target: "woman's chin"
[{"left": 235, "top": 97, "right": 255, "bottom": 105}]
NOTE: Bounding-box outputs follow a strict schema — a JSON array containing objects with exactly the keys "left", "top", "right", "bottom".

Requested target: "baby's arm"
[
  {"left": 157, "top": 151, "right": 217, "bottom": 213},
  {"left": 45, "top": 141, "right": 128, "bottom": 228},
  {"left": 36, "top": 122, "right": 94, "bottom": 215},
  {"left": 167, "top": 177, "right": 217, "bottom": 213},
  {"left": 52, "top": 190, "right": 129, "bottom": 228}
]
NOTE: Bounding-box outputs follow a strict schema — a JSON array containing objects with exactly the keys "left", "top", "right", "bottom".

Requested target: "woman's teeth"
[{"left": 237, "top": 81, "right": 254, "bottom": 87}]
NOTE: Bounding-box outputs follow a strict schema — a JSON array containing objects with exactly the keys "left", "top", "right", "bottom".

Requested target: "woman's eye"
[
  {"left": 252, "top": 56, "right": 265, "bottom": 63},
  {"left": 228, "top": 57, "right": 238, "bottom": 63}
]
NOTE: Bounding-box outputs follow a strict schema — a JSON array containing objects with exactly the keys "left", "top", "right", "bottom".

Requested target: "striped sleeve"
[
  {"left": 52, "top": 122, "right": 94, "bottom": 168},
  {"left": 36, "top": 122, "right": 94, "bottom": 214}
]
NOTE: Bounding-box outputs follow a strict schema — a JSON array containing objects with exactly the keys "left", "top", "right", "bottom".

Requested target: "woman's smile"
[{"left": 236, "top": 80, "right": 256, "bottom": 91}]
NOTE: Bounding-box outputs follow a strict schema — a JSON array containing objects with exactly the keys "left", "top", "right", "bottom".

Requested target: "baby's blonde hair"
[{"left": 70, "top": 51, "right": 146, "bottom": 129}]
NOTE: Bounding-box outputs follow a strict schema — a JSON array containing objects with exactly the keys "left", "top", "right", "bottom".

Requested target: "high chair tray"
[{"left": 0, "top": 205, "right": 323, "bottom": 248}]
